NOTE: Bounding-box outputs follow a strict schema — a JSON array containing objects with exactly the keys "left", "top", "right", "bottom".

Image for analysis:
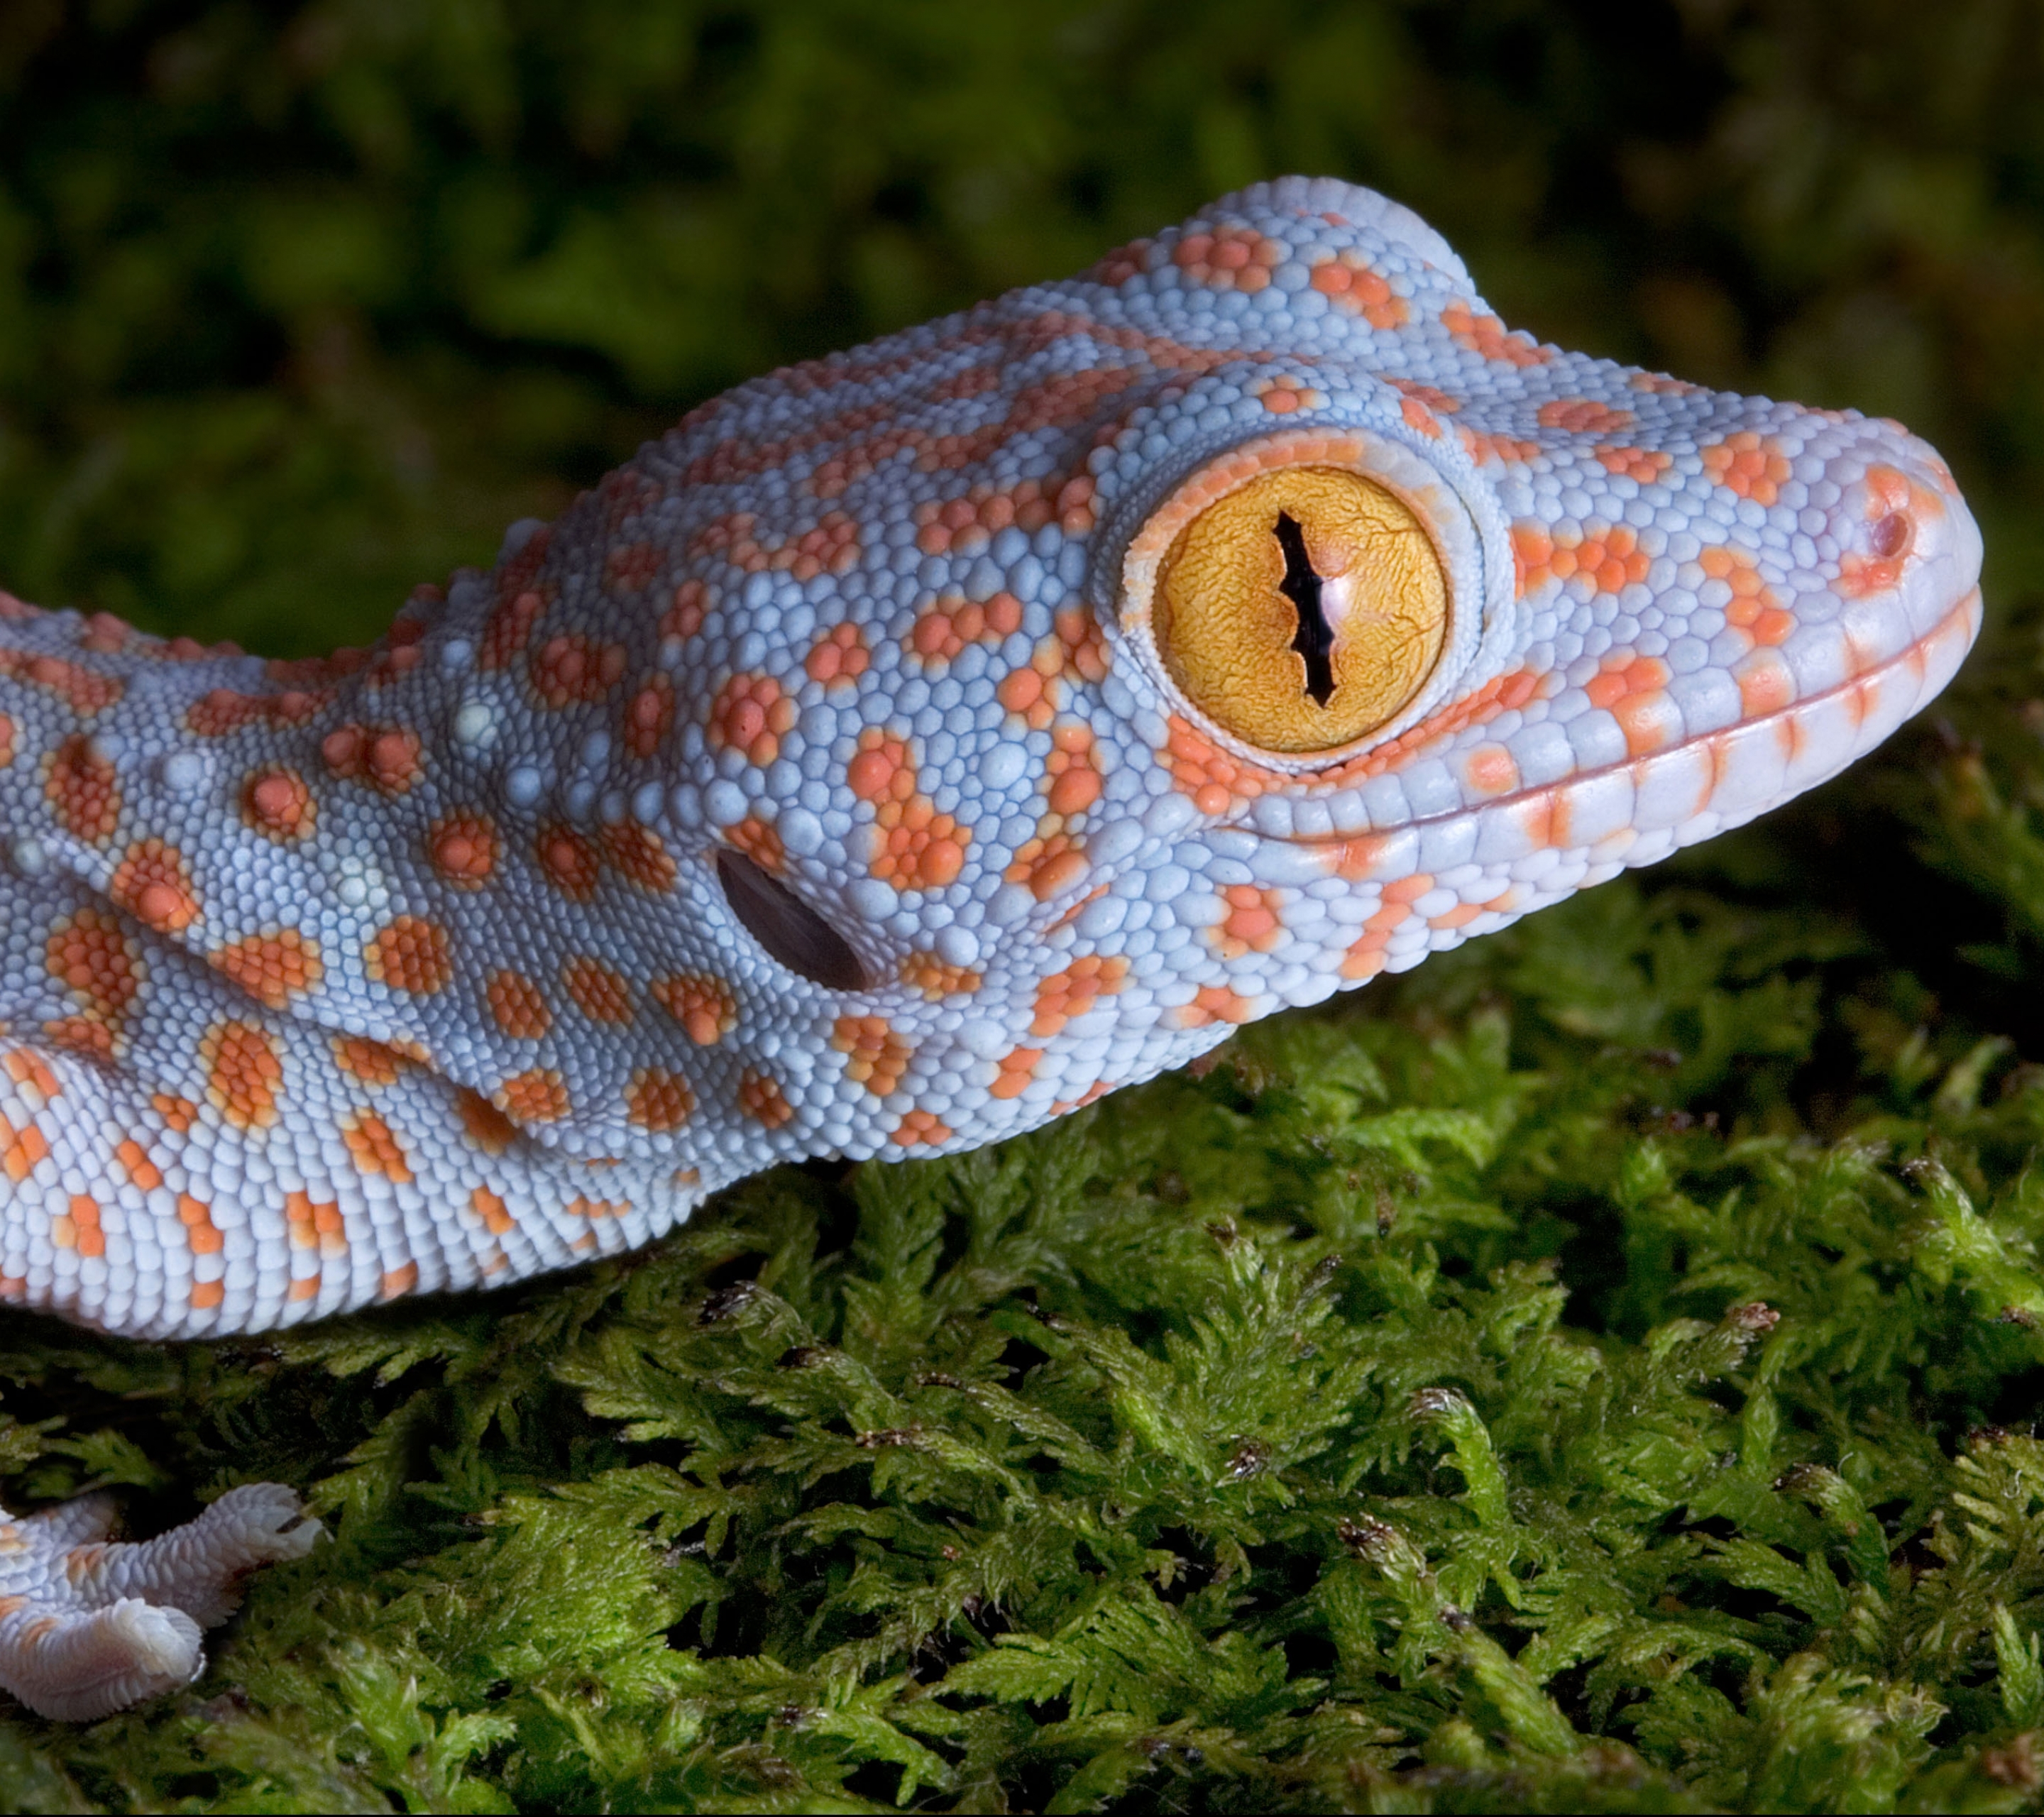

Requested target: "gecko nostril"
[
  {"left": 1870, "top": 511, "right": 1913, "bottom": 560},
  {"left": 715, "top": 849, "right": 871, "bottom": 992}
]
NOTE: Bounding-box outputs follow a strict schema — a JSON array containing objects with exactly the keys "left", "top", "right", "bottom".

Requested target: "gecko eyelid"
[{"left": 715, "top": 848, "right": 871, "bottom": 992}]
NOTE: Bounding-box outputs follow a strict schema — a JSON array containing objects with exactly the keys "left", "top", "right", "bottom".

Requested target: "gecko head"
[
  {"left": 1095, "top": 390, "right": 1983, "bottom": 899},
  {"left": 605, "top": 178, "right": 1983, "bottom": 1165}
]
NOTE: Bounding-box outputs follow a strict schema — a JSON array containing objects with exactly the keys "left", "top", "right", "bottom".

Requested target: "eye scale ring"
[{"left": 1152, "top": 466, "right": 1449, "bottom": 754}]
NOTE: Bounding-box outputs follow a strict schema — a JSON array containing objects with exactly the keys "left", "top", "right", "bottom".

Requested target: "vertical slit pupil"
[{"left": 1274, "top": 512, "right": 1336, "bottom": 706}]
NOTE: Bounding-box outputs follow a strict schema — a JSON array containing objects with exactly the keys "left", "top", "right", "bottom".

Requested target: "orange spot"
[
  {"left": 622, "top": 671, "right": 676, "bottom": 759},
  {"left": 116, "top": 1139, "right": 163, "bottom": 1192},
  {"left": 472, "top": 1186, "right": 514, "bottom": 1234},
  {"left": 60, "top": 1195, "right": 103, "bottom": 1258},
  {"left": 738, "top": 1067, "right": 793, "bottom": 1128},
  {"left": 1389, "top": 380, "right": 1461, "bottom": 415},
  {"left": 652, "top": 973, "right": 738, "bottom": 1045},
  {"left": 4, "top": 1050, "right": 58, "bottom": 1099},
  {"left": 1052, "top": 605, "right": 1109, "bottom": 684},
  {"left": 1537, "top": 398, "right": 1634, "bottom": 435},
  {"left": 1595, "top": 445, "right": 1672, "bottom": 484},
  {"left": 626, "top": 1068, "right": 696, "bottom": 1132},
  {"left": 0, "top": 1111, "right": 49, "bottom": 1182},
  {"left": 604, "top": 539, "right": 661, "bottom": 593},
  {"left": 806, "top": 621, "right": 870, "bottom": 684},
  {"left": 1089, "top": 237, "right": 1153, "bottom": 285},
  {"left": 241, "top": 767, "right": 314, "bottom": 842},
  {"left": 1459, "top": 429, "right": 1543, "bottom": 466},
  {"left": 43, "top": 735, "right": 120, "bottom": 842},
  {"left": 727, "top": 815, "right": 784, "bottom": 873},
  {"left": 1465, "top": 745, "right": 1518, "bottom": 795},
  {"left": 1031, "top": 955, "right": 1128, "bottom": 1038},
  {"left": 1735, "top": 651, "right": 1796, "bottom": 716},
  {"left": 485, "top": 970, "right": 553, "bottom": 1040},
  {"left": 891, "top": 1108, "right": 952, "bottom": 1148},
  {"left": 850, "top": 729, "right": 970, "bottom": 891},
  {"left": 285, "top": 1190, "right": 347, "bottom": 1258},
  {"left": 190, "top": 1280, "right": 224, "bottom": 1310},
  {"left": 1701, "top": 430, "right": 1791, "bottom": 507},
  {"left": 209, "top": 929, "right": 322, "bottom": 1009},
  {"left": 562, "top": 956, "right": 634, "bottom": 1024},
  {"left": 1174, "top": 224, "right": 1284, "bottom": 294},
  {"left": 41, "top": 1018, "right": 114, "bottom": 1062},
  {"left": 833, "top": 1015, "right": 912, "bottom": 1096},
  {"left": 1400, "top": 395, "right": 1443, "bottom": 437},
  {"left": 1006, "top": 835, "right": 1091, "bottom": 901},
  {"left": 1179, "top": 984, "right": 1258, "bottom": 1028},
  {"left": 480, "top": 537, "right": 551, "bottom": 668},
  {"left": 380, "top": 1263, "right": 419, "bottom": 1301},
  {"left": 691, "top": 507, "right": 860, "bottom": 579},
  {"left": 202, "top": 1021, "right": 282, "bottom": 1131},
  {"left": 1700, "top": 546, "right": 1795, "bottom": 645},
  {"left": 110, "top": 840, "right": 199, "bottom": 933},
  {"left": 536, "top": 825, "right": 603, "bottom": 900},
  {"left": 186, "top": 684, "right": 334, "bottom": 738},
  {"left": 1512, "top": 521, "right": 1650, "bottom": 596},
  {"left": 709, "top": 671, "right": 798, "bottom": 766},
  {"left": 662, "top": 578, "right": 709, "bottom": 643},
  {"left": 173, "top": 1192, "right": 226, "bottom": 1255},
  {"left": 45, "top": 908, "right": 141, "bottom": 1025},
  {"left": 1209, "top": 886, "right": 1285, "bottom": 960},
  {"left": 1309, "top": 251, "right": 1409, "bottom": 328},
  {"left": 0, "top": 649, "right": 121, "bottom": 714},
  {"left": 602, "top": 822, "right": 679, "bottom": 893},
  {"left": 528, "top": 632, "right": 627, "bottom": 708},
  {"left": 906, "top": 591, "right": 1026, "bottom": 664},
  {"left": 1441, "top": 300, "right": 1549, "bottom": 367},
  {"left": 1045, "top": 720, "right": 1104, "bottom": 818},
  {"left": 322, "top": 723, "right": 422, "bottom": 794},
  {"left": 990, "top": 1047, "right": 1043, "bottom": 1099},
  {"left": 996, "top": 664, "right": 1059, "bottom": 731},
  {"left": 1583, "top": 654, "right": 1676, "bottom": 755},
  {"left": 151, "top": 1093, "right": 197, "bottom": 1133},
  {"left": 334, "top": 1036, "right": 412, "bottom": 1087},
  {"left": 911, "top": 473, "right": 1097, "bottom": 552},
  {"left": 495, "top": 1070, "right": 568, "bottom": 1125},
  {"left": 429, "top": 813, "right": 498, "bottom": 886},
  {"left": 457, "top": 1089, "right": 518, "bottom": 1154},
  {"left": 365, "top": 916, "right": 452, "bottom": 995},
  {"left": 899, "top": 952, "right": 982, "bottom": 999}
]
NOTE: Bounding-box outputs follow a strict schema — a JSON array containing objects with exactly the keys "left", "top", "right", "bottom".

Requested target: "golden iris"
[{"left": 1153, "top": 466, "right": 1448, "bottom": 753}]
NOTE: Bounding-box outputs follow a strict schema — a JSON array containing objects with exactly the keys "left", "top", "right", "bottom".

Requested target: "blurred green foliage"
[
  {"left": 1, "top": 1, "right": 2043, "bottom": 1810},
  {"left": 0, "top": 0, "right": 2038, "bottom": 650}
]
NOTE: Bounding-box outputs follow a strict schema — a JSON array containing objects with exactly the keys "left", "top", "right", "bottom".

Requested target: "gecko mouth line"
[{"left": 1278, "top": 582, "right": 1982, "bottom": 850}]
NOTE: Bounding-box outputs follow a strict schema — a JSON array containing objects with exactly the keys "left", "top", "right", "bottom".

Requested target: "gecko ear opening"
[{"left": 715, "top": 848, "right": 871, "bottom": 992}]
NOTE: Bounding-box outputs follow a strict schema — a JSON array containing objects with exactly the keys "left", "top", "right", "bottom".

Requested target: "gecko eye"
[
  {"left": 1150, "top": 466, "right": 1449, "bottom": 754},
  {"left": 715, "top": 849, "right": 871, "bottom": 992}
]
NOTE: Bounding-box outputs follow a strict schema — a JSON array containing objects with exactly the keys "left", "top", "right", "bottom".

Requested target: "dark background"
[{"left": 0, "top": 0, "right": 2037, "bottom": 672}]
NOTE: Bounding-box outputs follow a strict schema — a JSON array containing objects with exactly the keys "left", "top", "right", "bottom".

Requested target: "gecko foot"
[{"left": 0, "top": 1483, "right": 322, "bottom": 1720}]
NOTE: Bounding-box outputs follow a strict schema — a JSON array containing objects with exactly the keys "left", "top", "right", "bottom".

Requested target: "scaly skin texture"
[{"left": 0, "top": 178, "right": 1984, "bottom": 1716}]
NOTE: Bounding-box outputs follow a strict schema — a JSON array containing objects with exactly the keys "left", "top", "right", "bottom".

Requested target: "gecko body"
[{"left": 0, "top": 179, "right": 1983, "bottom": 1715}]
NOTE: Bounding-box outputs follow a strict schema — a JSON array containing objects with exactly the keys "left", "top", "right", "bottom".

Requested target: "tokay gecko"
[{"left": 0, "top": 178, "right": 1984, "bottom": 1716}]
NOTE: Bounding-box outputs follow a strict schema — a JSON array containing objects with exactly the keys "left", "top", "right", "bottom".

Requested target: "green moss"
[{"left": 0, "top": 3, "right": 2042, "bottom": 1810}]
